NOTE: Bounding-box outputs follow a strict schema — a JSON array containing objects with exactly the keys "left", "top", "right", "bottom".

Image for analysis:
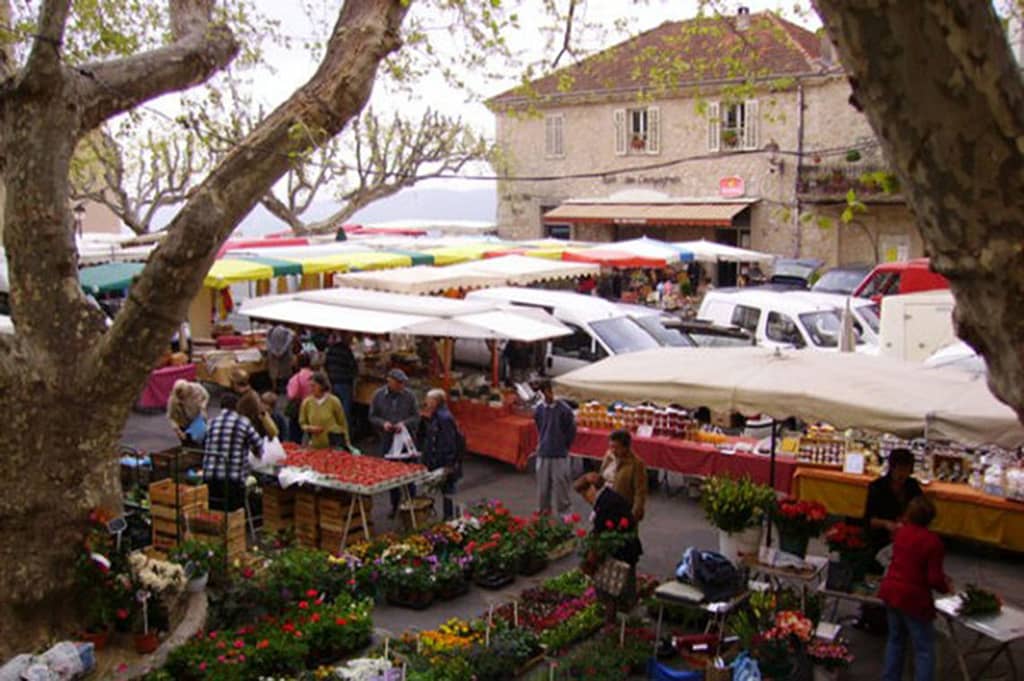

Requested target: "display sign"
[
  {"left": 719, "top": 175, "right": 746, "bottom": 198},
  {"left": 843, "top": 453, "right": 866, "bottom": 475}
]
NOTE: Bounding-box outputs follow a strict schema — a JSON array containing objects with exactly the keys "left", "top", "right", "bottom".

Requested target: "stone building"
[{"left": 487, "top": 9, "right": 922, "bottom": 269}]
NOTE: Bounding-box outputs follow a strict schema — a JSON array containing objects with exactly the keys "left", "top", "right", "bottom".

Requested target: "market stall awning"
[
  {"left": 335, "top": 265, "right": 498, "bottom": 295},
  {"left": 239, "top": 288, "right": 571, "bottom": 342},
  {"left": 424, "top": 244, "right": 512, "bottom": 266},
  {"left": 79, "top": 262, "right": 144, "bottom": 295},
  {"left": 234, "top": 255, "right": 304, "bottom": 277},
  {"left": 554, "top": 347, "right": 1024, "bottom": 448},
  {"left": 543, "top": 201, "right": 753, "bottom": 227},
  {"left": 384, "top": 249, "right": 435, "bottom": 266},
  {"left": 609, "top": 237, "right": 695, "bottom": 264},
  {"left": 462, "top": 254, "right": 600, "bottom": 285},
  {"left": 672, "top": 238, "right": 775, "bottom": 264},
  {"left": 299, "top": 251, "right": 412, "bottom": 275},
  {"left": 204, "top": 259, "right": 275, "bottom": 289},
  {"left": 562, "top": 248, "right": 668, "bottom": 268},
  {"left": 217, "top": 237, "right": 310, "bottom": 258}
]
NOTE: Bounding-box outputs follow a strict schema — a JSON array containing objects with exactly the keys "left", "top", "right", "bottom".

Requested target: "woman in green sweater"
[{"left": 299, "top": 372, "right": 350, "bottom": 449}]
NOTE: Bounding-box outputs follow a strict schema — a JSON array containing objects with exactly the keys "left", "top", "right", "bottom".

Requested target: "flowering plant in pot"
[
  {"left": 700, "top": 476, "right": 775, "bottom": 562},
  {"left": 824, "top": 520, "right": 873, "bottom": 583},
  {"left": 773, "top": 498, "right": 828, "bottom": 558},
  {"left": 170, "top": 539, "right": 224, "bottom": 591},
  {"left": 807, "top": 639, "right": 854, "bottom": 676},
  {"left": 515, "top": 519, "right": 550, "bottom": 576},
  {"left": 380, "top": 556, "right": 437, "bottom": 608},
  {"left": 467, "top": 534, "right": 522, "bottom": 588},
  {"left": 535, "top": 511, "right": 579, "bottom": 560},
  {"left": 752, "top": 610, "right": 814, "bottom": 680},
  {"left": 577, "top": 516, "right": 637, "bottom": 575},
  {"left": 434, "top": 555, "right": 472, "bottom": 599}
]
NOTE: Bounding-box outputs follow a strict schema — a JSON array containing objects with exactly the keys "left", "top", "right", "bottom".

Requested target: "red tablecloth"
[
  {"left": 570, "top": 427, "right": 796, "bottom": 494},
  {"left": 450, "top": 400, "right": 538, "bottom": 471},
  {"left": 137, "top": 363, "right": 197, "bottom": 410}
]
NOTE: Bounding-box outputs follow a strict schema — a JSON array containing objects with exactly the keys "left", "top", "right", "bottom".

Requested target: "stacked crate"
[
  {"left": 148, "top": 480, "right": 208, "bottom": 551},
  {"left": 261, "top": 484, "right": 296, "bottom": 536},
  {"left": 294, "top": 490, "right": 320, "bottom": 549},
  {"left": 318, "top": 491, "right": 373, "bottom": 553},
  {"left": 185, "top": 508, "right": 247, "bottom": 560}
]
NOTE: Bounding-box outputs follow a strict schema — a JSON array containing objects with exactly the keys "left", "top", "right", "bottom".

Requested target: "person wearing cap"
[
  {"left": 300, "top": 372, "right": 350, "bottom": 449},
  {"left": 369, "top": 368, "right": 420, "bottom": 517},
  {"left": 231, "top": 368, "right": 265, "bottom": 438}
]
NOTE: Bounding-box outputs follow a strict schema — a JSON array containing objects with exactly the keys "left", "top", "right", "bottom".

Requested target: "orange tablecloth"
[
  {"left": 793, "top": 467, "right": 1024, "bottom": 552},
  {"left": 450, "top": 400, "right": 538, "bottom": 471},
  {"left": 571, "top": 427, "right": 797, "bottom": 493}
]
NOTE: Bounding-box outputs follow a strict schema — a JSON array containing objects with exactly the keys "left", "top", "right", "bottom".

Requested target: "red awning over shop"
[{"left": 218, "top": 237, "right": 310, "bottom": 257}]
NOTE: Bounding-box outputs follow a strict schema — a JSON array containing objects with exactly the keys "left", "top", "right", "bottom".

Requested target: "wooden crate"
[
  {"left": 150, "top": 448, "right": 204, "bottom": 481},
  {"left": 150, "top": 501, "right": 204, "bottom": 522},
  {"left": 188, "top": 532, "right": 247, "bottom": 559},
  {"left": 183, "top": 508, "right": 245, "bottom": 535},
  {"left": 262, "top": 484, "right": 296, "bottom": 534},
  {"left": 319, "top": 529, "right": 369, "bottom": 553},
  {"left": 148, "top": 479, "right": 208, "bottom": 508}
]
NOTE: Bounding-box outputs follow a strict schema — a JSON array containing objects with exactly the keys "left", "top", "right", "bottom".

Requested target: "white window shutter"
[
  {"left": 544, "top": 116, "right": 554, "bottom": 156},
  {"left": 645, "top": 106, "right": 660, "bottom": 154},
  {"left": 555, "top": 115, "right": 565, "bottom": 157},
  {"left": 613, "top": 108, "right": 626, "bottom": 156},
  {"left": 743, "top": 99, "right": 759, "bottom": 150},
  {"left": 707, "top": 101, "right": 721, "bottom": 152}
]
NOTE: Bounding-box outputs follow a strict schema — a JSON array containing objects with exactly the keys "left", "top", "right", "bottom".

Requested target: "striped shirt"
[{"left": 203, "top": 410, "right": 263, "bottom": 483}]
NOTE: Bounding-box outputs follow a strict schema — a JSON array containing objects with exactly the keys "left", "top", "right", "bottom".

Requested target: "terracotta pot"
[
  {"left": 134, "top": 632, "right": 160, "bottom": 655},
  {"left": 80, "top": 629, "right": 111, "bottom": 651}
]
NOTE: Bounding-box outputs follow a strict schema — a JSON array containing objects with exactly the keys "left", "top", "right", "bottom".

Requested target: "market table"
[
  {"left": 570, "top": 427, "right": 797, "bottom": 493},
  {"left": 792, "top": 467, "right": 1024, "bottom": 552},
  {"left": 450, "top": 400, "right": 538, "bottom": 471},
  {"left": 137, "top": 363, "right": 197, "bottom": 410},
  {"left": 194, "top": 347, "right": 266, "bottom": 388},
  {"left": 936, "top": 594, "right": 1024, "bottom": 680}
]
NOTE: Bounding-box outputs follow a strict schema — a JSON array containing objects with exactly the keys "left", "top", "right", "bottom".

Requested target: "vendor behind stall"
[
  {"left": 300, "top": 372, "right": 350, "bottom": 450},
  {"left": 865, "top": 448, "right": 924, "bottom": 554}
]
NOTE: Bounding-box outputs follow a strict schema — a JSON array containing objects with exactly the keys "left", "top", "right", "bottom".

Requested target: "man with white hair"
[{"left": 420, "top": 388, "right": 462, "bottom": 520}]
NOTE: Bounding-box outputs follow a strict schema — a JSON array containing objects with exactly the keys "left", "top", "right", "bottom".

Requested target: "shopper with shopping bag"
[{"left": 369, "top": 369, "right": 420, "bottom": 518}]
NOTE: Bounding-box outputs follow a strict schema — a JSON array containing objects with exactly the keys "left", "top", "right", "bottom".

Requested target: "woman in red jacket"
[{"left": 878, "top": 495, "right": 952, "bottom": 681}]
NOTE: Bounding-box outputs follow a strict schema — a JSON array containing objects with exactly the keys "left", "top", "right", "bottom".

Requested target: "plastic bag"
[
  {"left": 39, "top": 642, "right": 85, "bottom": 680},
  {"left": 262, "top": 438, "right": 287, "bottom": 466},
  {"left": 0, "top": 655, "right": 33, "bottom": 681},
  {"left": 385, "top": 425, "right": 418, "bottom": 460}
]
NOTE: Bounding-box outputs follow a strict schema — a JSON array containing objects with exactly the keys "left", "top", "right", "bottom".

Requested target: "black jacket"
[
  {"left": 593, "top": 487, "right": 642, "bottom": 565},
  {"left": 325, "top": 341, "right": 358, "bottom": 385},
  {"left": 864, "top": 474, "right": 923, "bottom": 552}
]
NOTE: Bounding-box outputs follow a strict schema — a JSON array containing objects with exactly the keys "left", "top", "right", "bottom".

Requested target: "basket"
[
  {"left": 592, "top": 557, "right": 632, "bottom": 597},
  {"left": 398, "top": 496, "right": 435, "bottom": 532}
]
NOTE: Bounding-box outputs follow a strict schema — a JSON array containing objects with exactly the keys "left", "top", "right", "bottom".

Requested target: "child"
[
  {"left": 261, "top": 391, "right": 287, "bottom": 442},
  {"left": 878, "top": 495, "right": 952, "bottom": 681}
]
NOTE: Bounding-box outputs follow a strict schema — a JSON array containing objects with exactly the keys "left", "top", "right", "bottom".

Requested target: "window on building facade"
[
  {"left": 544, "top": 114, "right": 565, "bottom": 158},
  {"left": 707, "top": 100, "right": 759, "bottom": 152},
  {"left": 545, "top": 224, "right": 571, "bottom": 240},
  {"left": 614, "top": 106, "right": 660, "bottom": 156}
]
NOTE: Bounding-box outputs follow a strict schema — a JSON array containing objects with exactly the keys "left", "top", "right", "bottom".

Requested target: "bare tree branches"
[{"left": 551, "top": 0, "right": 578, "bottom": 68}]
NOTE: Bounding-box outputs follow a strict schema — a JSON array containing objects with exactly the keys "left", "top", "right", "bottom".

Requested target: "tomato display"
[{"left": 283, "top": 447, "right": 426, "bottom": 489}]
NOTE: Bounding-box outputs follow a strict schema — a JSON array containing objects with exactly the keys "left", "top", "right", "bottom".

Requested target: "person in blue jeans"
[{"left": 878, "top": 495, "right": 952, "bottom": 681}]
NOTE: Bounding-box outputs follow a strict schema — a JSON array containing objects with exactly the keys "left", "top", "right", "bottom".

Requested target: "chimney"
[{"left": 736, "top": 6, "right": 751, "bottom": 32}]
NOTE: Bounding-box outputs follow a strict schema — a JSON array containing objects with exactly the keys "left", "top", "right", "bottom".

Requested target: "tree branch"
[
  {"left": 76, "top": 1, "right": 239, "bottom": 131},
  {"left": 261, "top": 193, "right": 309, "bottom": 234},
  {"left": 551, "top": 0, "right": 578, "bottom": 68},
  {"left": 90, "top": 0, "right": 410, "bottom": 392},
  {"left": 21, "top": 0, "right": 70, "bottom": 88}
]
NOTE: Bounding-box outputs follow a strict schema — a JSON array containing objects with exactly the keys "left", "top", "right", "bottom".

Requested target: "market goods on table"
[
  {"left": 957, "top": 584, "right": 1003, "bottom": 617},
  {"left": 280, "top": 445, "right": 429, "bottom": 494}
]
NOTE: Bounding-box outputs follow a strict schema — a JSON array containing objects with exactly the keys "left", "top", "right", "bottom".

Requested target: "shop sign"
[{"left": 719, "top": 176, "right": 745, "bottom": 198}]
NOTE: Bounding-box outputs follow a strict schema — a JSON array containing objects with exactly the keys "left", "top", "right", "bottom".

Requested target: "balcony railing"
[{"left": 796, "top": 163, "right": 902, "bottom": 201}]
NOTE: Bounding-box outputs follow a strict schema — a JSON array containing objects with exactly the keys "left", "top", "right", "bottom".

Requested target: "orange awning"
[
  {"left": 543, "top": 201, "right": 752, "bottom": 226},
  {"left": 562, "top": 249, "right": 666, "bottom": 268}
]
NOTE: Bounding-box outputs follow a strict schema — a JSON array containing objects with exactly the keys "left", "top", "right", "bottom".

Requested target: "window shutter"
[
  {"left": 554, "top": 115, "right": 564, "bottom": 157},
  {"left": 743, "top": 99, "right": 759, "bottom": 150},
  {"left": 707, "top": 101, "right": 721, "bottom": 152},
  {"left": 544, "top": 116, "right": 554, "bottom": 156},
  {"left": 613, "top": 108, "right": 626, "bottom": 156},
  {"left": 645, "top": 106, "right": 660, "bottom": 154}
]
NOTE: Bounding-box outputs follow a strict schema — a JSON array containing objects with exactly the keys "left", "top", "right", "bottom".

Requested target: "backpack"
[{"left": 675, "top": 547, "right": 742, "bottom": 603}]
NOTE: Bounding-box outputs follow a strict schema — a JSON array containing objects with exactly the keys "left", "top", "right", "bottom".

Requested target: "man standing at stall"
[
  {"left": 534, "top": 379, "right": 576, "bottom": 514},
  {"left": 203, "top": 393, "right": 263, "bottom": 512},
  {"left": 266, "top": 323, "right": 296, "bottom": 394},
  {"left": 325, "top": 331, "right": 358, "bottom": 428},
  {"left": 369, "top": 369, "right": 420, "bottom": 518}
]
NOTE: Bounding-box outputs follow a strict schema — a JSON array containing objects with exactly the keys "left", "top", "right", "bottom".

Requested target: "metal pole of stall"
[{"left": 766, "top": 418, "right": 777, "bottom": 548}]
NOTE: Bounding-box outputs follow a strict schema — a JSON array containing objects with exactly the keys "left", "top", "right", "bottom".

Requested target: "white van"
[
  {"left": 878, "top": 289, "right": 956, "bottom": 362},
  {"left": 459, "top": 287, "right": 661, "bottom": 375},
  {"left": 698, "top": 288, "right": 867, "bottom": 351},
  {"left": 779, "top": 290, "right": 881, "bottom": 346}
]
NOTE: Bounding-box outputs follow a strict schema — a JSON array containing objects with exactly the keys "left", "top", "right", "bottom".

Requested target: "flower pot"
[
  {"left": 778, "top": 530, "right": 809, "bottom": 558},
  {"left": 474, "top": 570, "right": 515, "bottom": 590},
  {"left": 437, "top": 580, "right": 469, "bottom": 601},
  {"left": 813, "top": 665, "right": 840, "bottom": 681},
  {"left": 519, "top": 554, "right": 549, "bottom": 576},
  {"left": 134, "top": 632, "right": 160, "bottom": 655},
  {"left": 80, "top": 629, "right": 112, "bottom": 651},
  {"left": 547, "top": 540, "right": 576, "bottom": 561},
  {"left": 187, "top": 572, "right": 209, "bottom": 593},
  {"left": 386, "top": 589, "right": 435, "bottom": 610},
  {"left": 718, "top": 526, "right": 763, "bottom": 563}
]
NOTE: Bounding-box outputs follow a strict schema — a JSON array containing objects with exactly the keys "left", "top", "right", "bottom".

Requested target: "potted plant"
[
  {"left": 700, "top": 476, "right": 775, "bottom": 563},
  {"left": 536, "top": 512, "right": 579, "bottom": 561},
  {"left": 132, "top": 589, "right": 160, "bottom": 654},
  {"left": 381, "top": 558, "right": 436, "bottom": 609},
  {"left": 752, "top": 610, "right": 814, "bottom": 680},
  {"left": 516, "top": 524, "right": 550, "bottom": 576},
  {"left": 721, "top": 129, "right": 739, "bottom": 148},
  {"left": 773, "top": 498, "right": 828, "bottom": 558},
  {"left": 469, "top": 535, "right": 522, "bottom": 589},
  {"left": 807, "top": 639, "right": 853, "bottom": 681},
  {"left": 824, "top": 521, "right": 873, "bottom": 585},
  {"left": 74, "top": 509, "right": 134, "bottom": 647},
  {"left": 434, "top": 556, "right": 471, "bottom": 600},
  {"left": 169, "top": 539, "right": 223, "bottom": 592}
]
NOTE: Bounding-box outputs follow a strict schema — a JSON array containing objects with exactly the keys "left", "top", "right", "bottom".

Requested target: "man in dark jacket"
[
  {"left": 325, "top": 332, "right": 358, "bottom": 427},
  {"left": 369, "top": 368, "right": 420, "bottom": 517},
  {"left": 534, "top": 379, "right": 576, "bottom": 514},
  {"left": 865, "top": 448, "right": 924, "bottom": 554},
  {"left": 419, "top": 388, "right": 461, "bottom": 520}
]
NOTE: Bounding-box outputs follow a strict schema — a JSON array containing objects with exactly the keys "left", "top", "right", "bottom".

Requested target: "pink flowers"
[
  {"left": 115, "top": 608, "right": 129, "bottom": 620},
  {"left": 765, "top": 610, "right": 813, "bottom": 643},
  {"left": 575, "top": 528, "right": 587, "bottom": 538}
]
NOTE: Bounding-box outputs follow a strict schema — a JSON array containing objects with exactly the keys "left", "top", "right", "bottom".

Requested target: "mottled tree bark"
[
  {"left": 0, "top": 0, "right": 408, "bottom": 655},
  {"left": 814, "top": 0, "right": 1024, "bottom": 420}
]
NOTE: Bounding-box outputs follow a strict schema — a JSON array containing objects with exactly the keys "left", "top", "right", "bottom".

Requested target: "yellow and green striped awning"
[
  {"left": 425, "top": 244, "right": 514, "bottom": 266},
  {"left": 204, "top": 259, "right": 275, "bottom": 289},
  {"left": 299, "top": 251, "right": 412, "bottom": 275}
]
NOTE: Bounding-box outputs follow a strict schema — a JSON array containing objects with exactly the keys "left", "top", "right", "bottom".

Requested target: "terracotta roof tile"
[{"left": 490, "top": 11, "right": 823, "bottom": 106}]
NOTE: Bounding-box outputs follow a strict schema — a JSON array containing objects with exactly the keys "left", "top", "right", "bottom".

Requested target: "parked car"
[
  {"left": 768, "top": 258, "right": 824, "bottom": 289},
  {"left": 614, "top": 303, "right": 695, "bottom": 347},
  {"left": 459, "top": 287, "right": 662, "bottom": 375},
  {"left": 780, "top": 290, "right": 881, "bottom": 346},
  {"left": 697, "top": 288, "right": 870, "bottom": 352},
  {"left": 854, "top": 258, "right": 949, "bottom": 302},
  {"left": 811, "top": 264, "right": 872, "bottom": 295},
  {"left": 878, "top": 289, "right": 956, "bottom": 362},
  {"left": 661, "top": 318, "right": 755, "bottom": 347},
  {"left": 924, "top": 340, "right": 984, "bottom": 374}
]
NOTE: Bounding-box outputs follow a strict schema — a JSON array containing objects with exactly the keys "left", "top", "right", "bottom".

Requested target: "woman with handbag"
[
  {"left": 167, "top": 379, "right": 209, "bottom": 447},
  {"left": 574, "top": 472, "right": 643, "bottom": 621}
]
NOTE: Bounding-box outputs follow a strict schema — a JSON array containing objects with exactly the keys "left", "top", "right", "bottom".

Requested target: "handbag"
[
  {"left": 591, "top": 556, "right": 632, "bottom": 597},
  {"left": 184, "top": 416, "right": 207, "bottom": 443}
]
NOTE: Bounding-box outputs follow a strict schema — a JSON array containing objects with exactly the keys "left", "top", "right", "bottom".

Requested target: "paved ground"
[{"left": 123, "top": 409, "right": 1024, "bottom": 679}]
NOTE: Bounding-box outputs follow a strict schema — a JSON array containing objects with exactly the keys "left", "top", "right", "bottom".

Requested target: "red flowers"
[
  {"left": 305, "top": 589, "right": 318, "bottom": 598},
  {"left": 335, "top": 617, "right": 348, "bottom": 626},
  {"left": 115, "top": 608, "right": 129, "bottom": 620},
  {"left": 241, "top": 567, "right": 254, "bottom": 579},
  {"left": 297, "top": 601, "right": 309, "bottom": 610},
  {"left": 604, "top": 520, "right": 615, "bottom": 530},
  {"left": 570, "top": 513, "right": 581, "bottom": 523},
  {"left": 256, "top": 639, "right": 269, "bottom": 649},
  {"left": 576, "top": 528, "right": 587, "bottom": 538},
  {"left": 618, "top": 517, "right": 630, "bottom": 530},
  {"left": 825, "top": 521, "right": 866, "bottom": 551}
]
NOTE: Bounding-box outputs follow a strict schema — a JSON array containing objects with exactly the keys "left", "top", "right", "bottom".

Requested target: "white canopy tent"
[
  {"left": 603, "top": 237, "right": 689, "bottom": 264},
  {"left": 335, "top": 254, "right": 600, "bottom": 294},
  {"left": 672, "top": 239, "right": 775, "bottom": 264},
  {"left": 554, "top": 346, "right": 1024, "bottom": 448}
]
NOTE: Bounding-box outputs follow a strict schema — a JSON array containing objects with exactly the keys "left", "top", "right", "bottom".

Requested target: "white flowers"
[{"left": 129, "top": 552, "right": 186, "bottom": 594}]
